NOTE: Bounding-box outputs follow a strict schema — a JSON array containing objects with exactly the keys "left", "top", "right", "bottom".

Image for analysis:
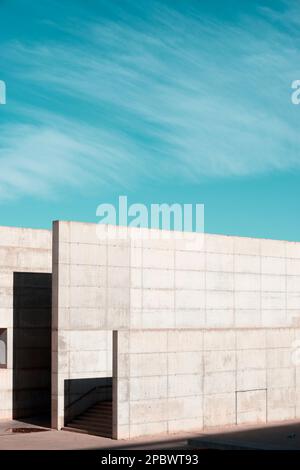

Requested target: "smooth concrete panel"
[
  {"left": 114, "top": 327, "right": 300, "bottom": 439},
  {"left": 0, "top": 226, "right": 52, "bottom": 421},
  {"left": 237, "top": 389, "right": 266, "bottom": 425},
  {"left": 53, "top": 221, "right": 300, "bottom": 339},
  {"left": 51, "top": 221, "right": 300, "bottom": 431}
]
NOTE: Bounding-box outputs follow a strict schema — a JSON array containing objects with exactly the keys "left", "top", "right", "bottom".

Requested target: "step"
[
  {"left": 84, "top": 409, "right": 112, "bottom": 415},
  {"left": 86, "top": 406, "right": 112, "bottom": 412},
  {"left": 74, "top": 413, "right": 112, "bottom": 420},
  {"left": 85, "top": 410, "right": 111, "bottom": 414},
  {"left": 64, "top": 426, "right": 112, "bottom": 438},
  {"left": 72, "top": 417, "right": 112, "bottom": 425},
  {"left": 88, "top": 404, "right": 112, "bottom": 409},
  {"left": 67, "top": 410, "right": 111, "bottom": 417},
  {"left": 91, "top": 406, "right": 112, "bottom": 412},
  {"left": 68, "top": 423, "right": 112, "bottom": 435},
  {"left": 83, "top": 414, "right": 111, "bottom": 421},
  {"left": 72, "top": 425, "right": 112, "bottom": 432},
  {"left": 69, "top": 420, "right": 112, "bottom": 428},
  {"left": 93, "top": 402, "right": 112, "bottom": 408},
  {"left": 70, "top": 417, "right": 112, "bottom": 426}
]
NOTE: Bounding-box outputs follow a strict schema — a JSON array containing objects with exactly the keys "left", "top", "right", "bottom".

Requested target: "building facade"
[{"left": 1, "top": 221, "right": 300, "bottom": 438}]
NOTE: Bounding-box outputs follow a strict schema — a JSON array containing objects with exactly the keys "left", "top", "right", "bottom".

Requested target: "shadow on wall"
[
  {"left": 13, "top": 272, "right": 52, "bottom": 426},
  {"left": 64, "top": 377, "right": 112, "bottom": 425}
]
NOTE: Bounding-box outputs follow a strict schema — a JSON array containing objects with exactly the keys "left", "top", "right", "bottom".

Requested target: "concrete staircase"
[{"left": 64, "top": 401, "right": 112, "bottom": 438}]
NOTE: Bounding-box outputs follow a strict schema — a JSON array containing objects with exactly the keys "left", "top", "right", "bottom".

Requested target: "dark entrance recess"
[
  {"left": 13, "top": 272, "right": 52, "bottom": 426},
  {"left": 64, "top": 377, "right": 113, "bottom": 437}
]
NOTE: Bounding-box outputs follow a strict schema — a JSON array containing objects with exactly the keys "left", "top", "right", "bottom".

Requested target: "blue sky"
[{"left": 1, "top": 0, "right": 300, "bottom": 240}]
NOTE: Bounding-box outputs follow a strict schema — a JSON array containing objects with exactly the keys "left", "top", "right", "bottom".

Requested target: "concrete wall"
[
  {"left": 52, "top": 221, "right": 300, "bottom": 430},
  {"left": 52, "top": 222, "right": 113, "bottom": 429},
  {"left": 53, "top": 221, "right": 300, "bottom": 333},
  {"left": 113, "top": 328, "right": 300, "bottom": 439},
  {"left": 2, "top": 220, "right": 299, "bottom": 434},
  {"left": 0, "top": 226, "right": 52, "bottom": 420}
]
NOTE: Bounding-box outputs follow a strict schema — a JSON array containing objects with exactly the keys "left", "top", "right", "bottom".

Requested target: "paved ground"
[
  {"left": 0, "top": 419, "right": 300, "bottom": 450},
  {"left": 0, "top": 420, "right": 194, "bottom": 450},
  {"left": 189, "top": 420, "right": 300, "bottom": 450}
]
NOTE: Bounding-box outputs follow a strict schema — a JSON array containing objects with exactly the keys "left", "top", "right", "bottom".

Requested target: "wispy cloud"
[
  {"left": 1, "top": 0, "right": 300, "bottom": 200},
  {"left": 0, "top": 115, "right": 144, "bottom": 200}
]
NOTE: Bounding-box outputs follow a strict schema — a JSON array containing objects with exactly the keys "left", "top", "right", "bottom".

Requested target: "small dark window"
[{"left": 0, "top": 329, "right": 7, "bottom": 368}]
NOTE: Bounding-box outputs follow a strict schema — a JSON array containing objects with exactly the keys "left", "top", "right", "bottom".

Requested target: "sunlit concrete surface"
[
  {"left": 0, "top": 419, "right": 300, "bottom": 450},
  {"left": 113, "top": 328, "right": 300, "bottom": 439},
  {"left": 0, "top": 226, "right": 52, "bottom": 421},
  {"left": 2, "top": 221, "right": 300, "bottom": 440},
  {"left": 51, "top": 221, "right": 300, "bottom": 437}
]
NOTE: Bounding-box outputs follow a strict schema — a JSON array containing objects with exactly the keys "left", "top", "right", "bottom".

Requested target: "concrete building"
[{"left": 1, "top": 221, "right": 300, "bottom": 439}]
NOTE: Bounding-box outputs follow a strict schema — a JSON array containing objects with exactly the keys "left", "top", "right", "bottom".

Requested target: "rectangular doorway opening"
[
  {"left": 64, "top": 377, "right": 113, "bottom": 437},
  {"left": 13, "top": 272, "right": 52, "bottom": 427}
]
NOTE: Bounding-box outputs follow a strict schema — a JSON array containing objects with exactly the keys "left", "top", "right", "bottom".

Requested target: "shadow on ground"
[{"left": 85, "top": 421, "right": 300, "bottom": 450}]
